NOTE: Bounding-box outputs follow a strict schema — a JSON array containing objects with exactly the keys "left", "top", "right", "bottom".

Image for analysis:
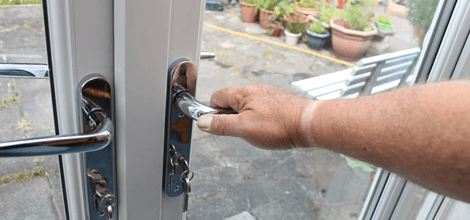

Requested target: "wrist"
[{"left": 297, "top": 100, "right": 322, "bottom": 148}]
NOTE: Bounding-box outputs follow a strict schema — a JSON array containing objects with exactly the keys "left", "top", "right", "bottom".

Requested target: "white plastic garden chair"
[{"left": 291, "top": 47, "right": 421, "bottom": 100}]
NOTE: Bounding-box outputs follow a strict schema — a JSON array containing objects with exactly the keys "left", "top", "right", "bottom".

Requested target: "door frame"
[
  {"left": 45, "top": 0, "right": 115, "bottom": 219},
  {"left": 114, "top": 0, "right": 205, "bottom": 219},
  {"left": 45, "top": 0, "right": 206, "bottom": 219}
]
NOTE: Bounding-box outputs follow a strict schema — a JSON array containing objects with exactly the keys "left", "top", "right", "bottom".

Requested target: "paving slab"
[
  {"left": 0, "top": 175, "right": 63, "bottom": 220},
  {"left": 223, "top": 211, "right": 257, "bottom": 220},
  {"left": 14, "top": 78, "right": 55, "bottom": 139},
  {"left": 0, "top": 78, "right": 37, "bottom": 177},
  {"left": 46, "top": 171, "right": 66, "bottom": 219},
  {"left": 0, "top": 6, "right": 47, "bottom": 63}
]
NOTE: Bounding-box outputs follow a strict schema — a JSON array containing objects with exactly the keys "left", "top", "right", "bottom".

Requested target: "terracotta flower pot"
[
  {"left": 295, "top": 4, "right": 319, "bottom": 18},
  {"left": 268, "top": 24, "right": 283, "bottom": 37},
  {"left": 330, "top": 18, "right": 377, "bottom": 61},
  {"left": 283, "top": 13, "right": 309, "bottom": 25},
  {"left": 337, "top": 0, "right": 348, "bottom": 9},
  {"left": 240, "top": 1, "right": 258, "bottom": 23},
  {"left": 272, "top": 27, "right": 282, "bottom": 37},
  {"left": 259, "top": 9, "right": 275, "bottom": 29}
]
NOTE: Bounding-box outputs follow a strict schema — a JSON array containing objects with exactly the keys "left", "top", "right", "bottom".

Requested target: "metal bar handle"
[
  {"left": 0, "top": 117, "right": 114, "bottom": 157},
  {"left": 0, "top": 77, "right": 113, "bottom": 157},
  {"left": 174, "top": 87, "right": 236, "bottom": 121},
  {"left": 0, "top": 115, "right": 112, "bottom": 157}
]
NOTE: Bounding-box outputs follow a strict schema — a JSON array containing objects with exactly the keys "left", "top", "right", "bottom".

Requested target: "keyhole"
[{"left": 178, "top": 112, "right": 185, "bottom": 118}]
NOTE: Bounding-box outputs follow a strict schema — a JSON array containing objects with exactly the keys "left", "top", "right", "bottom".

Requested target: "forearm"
[{"left": 306, "top": 81, "right": 470, "bottom": 202}]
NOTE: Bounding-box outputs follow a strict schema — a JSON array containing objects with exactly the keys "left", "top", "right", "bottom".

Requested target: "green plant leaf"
[
  {"left": 345, "top": 158, "right": 378, "bottom": 173},
  {"left": 256, "top": 0, "right": 279, "bottom": 11},
  {"left": 309, "top": 21, "right": 325, "bottom": 33},
  {"left": 376, "top": 15, "right": 392, "bottom": 25},
  {"left": 343, "top": 0, "right": 376, "bottom": 31},
  {"left": 285, "top": 18, "right": 307, "bottom": 34}
]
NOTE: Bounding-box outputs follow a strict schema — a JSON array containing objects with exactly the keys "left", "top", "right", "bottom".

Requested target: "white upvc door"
[{"left": 44, "top": 0, "right": 205, "bottom": 219}]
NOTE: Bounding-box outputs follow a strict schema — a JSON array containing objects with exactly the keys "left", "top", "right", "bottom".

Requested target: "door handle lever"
[
  {"left": 164, "top": 58, "right": 237, "bottom": 197},
  {"left": 0, "top": 77, "right": 113, "bottom": 157},
  {"left": 170, "top": 59, "right": 235, "bottom": 121},
  {"left": 200, "top": 51, "right": 216, "bottom": 60},
  {"left": 173, "top": 86, "right": 235, "bottom": 121}
]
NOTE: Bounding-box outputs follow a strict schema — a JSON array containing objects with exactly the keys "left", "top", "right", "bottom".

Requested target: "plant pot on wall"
[
  {"left": 376, "top": 21, "right": 392, "bottom": 31},
  {"left": 284, "top": 29, "right": 302, "bottom": 46},
  {"left": 330, "top": 18, "right": 377, "bottom": 61},
  {"left": 259, "top": 9, "right": 275, "bottom": 29},
  {"left": 375, "top": 23, "right": 395, "bottom": 39},
  {"left": 240, "top": 1, "right": 258, "bottom": 23},
  {"left": 306, "top": 29, "right": 330, "bottom": 50}
]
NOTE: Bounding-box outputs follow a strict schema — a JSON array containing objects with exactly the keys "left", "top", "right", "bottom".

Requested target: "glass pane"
[
  {"left": 0, "top": 3, "right": 47, "bottom": 64},
  {"left": 0, "top": 2, "right": 65, "bottom": 220},
  {"left": 189, "top": 0, "right": 440, "bottom": 219},
  {"left": 407, "top": 186, "right": 429, "bottom": 219}
]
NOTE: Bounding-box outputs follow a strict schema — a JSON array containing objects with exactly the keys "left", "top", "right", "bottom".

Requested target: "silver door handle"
[
  {"left": 0, "top": 77, "right": 113, "bottom": 157},
  {"left": 0, "top": 63, "right": 49, "bottom": 78},
  {"left": 200, "top": 51, "right": 216, "bottom": 60},
  {"left": 170, "top": 59, "right": 235, "bottom": 121},
  {"left": 173, "top": 85, "right": 235, "bottom": 120},
  {"left": 163, "top": 58, "right": 234, "bottom": 197}
]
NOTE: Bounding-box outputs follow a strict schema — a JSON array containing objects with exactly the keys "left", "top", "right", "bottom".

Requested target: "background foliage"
[
  {"left": 0, "top": 0, "right": 41, "bottom": 4},
  {"left": 408, "top": 0, "right": 440, "bottom": 31}
]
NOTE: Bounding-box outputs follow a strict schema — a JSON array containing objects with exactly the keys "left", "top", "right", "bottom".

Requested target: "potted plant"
[
  {"left": 266, "top": 22, "right": 284, "bottom": 37},
  {"left": 293, "top": 0, "right": 319, "bottom": 17},
  {"left": 284, "top": 18, "right": 307, "bottom": 46},
  {"left": 330, "top": 0, "right": 377, "bottom": 60},
  {"left": 276, "top": 0, "right": 310, "bottom": 25},
  {"left": 309, "top": 1, "right": 343, "bottom": 32},
  {"left": 374, "top": 15, "right": 395, "bottom": 38},
  {"left": 306, "top": 21, "right": 330, "bottom": 50},
  {"left": 375, "top": 15, "right": 392, "bottom": 30},
  {"left": 240, "top": 0, "right": 259, "bottom": 23},
  {"left": 265, "top": 18, "right": 284, "bottom": 37},
  {"left": 257, "top": 0, "right": 279, "bottom": 29}
]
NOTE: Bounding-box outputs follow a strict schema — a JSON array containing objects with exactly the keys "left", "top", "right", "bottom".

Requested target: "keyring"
[
  {"left": 99, "top": 203, "right": 114, "bottom": 220},
  {"left": 100, "top": 196, "right": 115, "bottom": 209},
  {"left": 106, "top": 203, "right": 113, "bottom": 220},
  {"left": 180, "top": 170, "right": 194, "bottom": 182}
]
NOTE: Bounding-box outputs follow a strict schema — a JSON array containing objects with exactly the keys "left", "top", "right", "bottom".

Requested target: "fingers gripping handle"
[
  {"left": 170, "top": 59, "right": 236, "bottom": 121},
  {"left": 174, "top": 87, "right": 235, "bottom": 121}
]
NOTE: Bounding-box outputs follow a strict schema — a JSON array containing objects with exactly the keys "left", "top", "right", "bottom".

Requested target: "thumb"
[{"left": 197, "top": 114, "right": 241, "bottom": 136}]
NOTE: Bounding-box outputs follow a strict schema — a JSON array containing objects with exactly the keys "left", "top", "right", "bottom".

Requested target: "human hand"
[{"left": 197, "top": 84, "right": 316, "bottom": 150}]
